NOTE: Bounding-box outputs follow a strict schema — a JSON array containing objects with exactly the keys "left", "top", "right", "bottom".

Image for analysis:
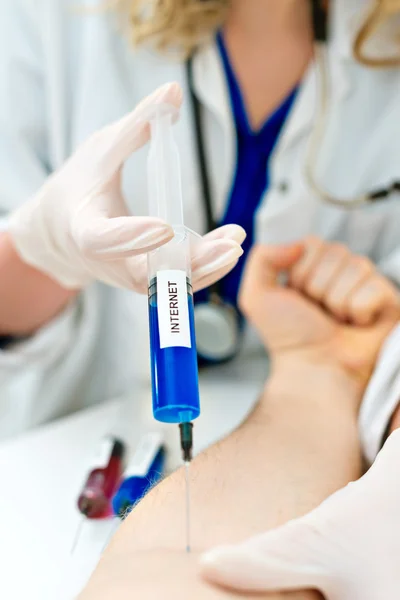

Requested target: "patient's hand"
[{"left": 240, "top": 238, "right": 399, "bottom": 388}]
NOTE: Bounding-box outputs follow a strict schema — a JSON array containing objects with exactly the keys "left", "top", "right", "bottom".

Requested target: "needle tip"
[
  {"left": 184, "top": 460, "right": 191, "bottom": 554},
  {"left": 70, "top": 516, "right": 85, "bottom": 555}
]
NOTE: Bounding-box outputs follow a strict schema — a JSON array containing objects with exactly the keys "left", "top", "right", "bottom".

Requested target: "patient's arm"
[
  {"left": 80, "top": 238, "right": 397, "bottom": 599},
  {"left": 79, "top": 357, "right": 362, "bottom": 600}
]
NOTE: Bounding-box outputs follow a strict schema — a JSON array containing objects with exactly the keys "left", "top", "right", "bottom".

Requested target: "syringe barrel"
[
  {"left": 146, "top": 103, "right": 200, "bottom": 424},
  {"left": 148, "top": 273, "right": 200, "bottom": 423},
  {"left": 147, "top": 224, "right": 197, "bottom": 425},
  {"left": 147, "top": 227, "right": 190, "bottom": 283},
  {"left": 147, "top": 107, "right": 184, "bottom": 226},
  {"left": 146, "top": 103, "right": 190, "bottom": 280}
]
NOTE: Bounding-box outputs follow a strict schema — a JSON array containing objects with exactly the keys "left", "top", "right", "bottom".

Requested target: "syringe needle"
[
  {"left": 184, "top": 461, "right": 191, "bottom": 553},
  {"left": 71, "top": 517, "right": 85, "bottom": 555},
  {"left": 179, "top": 423, "right": 193, "bottom": 553}
]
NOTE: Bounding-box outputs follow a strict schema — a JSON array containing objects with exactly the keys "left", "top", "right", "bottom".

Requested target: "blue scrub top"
[{"left": 195, "top": 31, "right": 298, "bottom": 309}]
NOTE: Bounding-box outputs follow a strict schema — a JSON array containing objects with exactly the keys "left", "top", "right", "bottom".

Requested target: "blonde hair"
[
  {"left": 111, "top": 0, "right": 400, "bottom": 66},
  {"left": 354, "top": 0, "right": 400, "bottom": 66},
  {"left": 112, "top": 0, "right": 228, "bottom": 57}
]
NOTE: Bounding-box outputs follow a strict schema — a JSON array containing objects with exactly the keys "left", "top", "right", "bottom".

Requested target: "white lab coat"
[{"left": 0, "top": 0, "right": 399, "bottom": 461}]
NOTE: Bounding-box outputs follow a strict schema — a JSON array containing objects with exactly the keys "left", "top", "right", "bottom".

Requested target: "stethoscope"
[
  {"left": 307, "top": 0, "right": 400, "bottom": 207},
  {"left": 187, "top": 0, "right": 400, "bottom": 362},
  {"left": 187, "top": 53, "right": 242, "bottom": 363}
]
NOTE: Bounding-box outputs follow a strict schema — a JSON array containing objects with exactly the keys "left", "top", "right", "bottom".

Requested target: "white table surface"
[{"left": 0, "top": 349, "right": 268, "bottom": 600}]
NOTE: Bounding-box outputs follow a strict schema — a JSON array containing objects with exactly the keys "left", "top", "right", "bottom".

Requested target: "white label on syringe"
[
  {"left": 87, "top": 436, "right": 114, "bottom": 471},
  {"left": 125, "top": 432, "right": 164, "bottom": 478},
  {"left": 157, "top": 269, "right": 191, "bottom": 349}
]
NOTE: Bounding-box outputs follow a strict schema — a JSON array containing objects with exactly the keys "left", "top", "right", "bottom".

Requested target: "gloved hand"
[
  {"left": 8, "top": 82, "right": 245, "bottom": 292},
  {"left": 201, "top": 428, "right": 400, "bottom": 600}
]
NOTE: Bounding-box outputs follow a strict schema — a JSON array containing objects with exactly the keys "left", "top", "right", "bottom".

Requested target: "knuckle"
[
  {"left": 306, "top": 280, "right": 324, "bottom": 300},
  {"left": 351, "top": 256, "right": 373, "bottom": 276},
  {"left": 323, "top": 291, "right": 345, "bottom": 315},
  {"left": 388, "top": 289, "right": 400, "bottom": 308},
  {"left": 329, "top": 242, "right": 348, "bottom": 256},
  {"left": 356, "top": 280, "right": 382, "bottom": 303},
  {"left": 290, "top": 266, "right": 306, "bottom": 289},
  {"left": 348, "top": 296, "right": 372, "bottom": 322},
  {"left": 349, "top": 284, "right": 380, "bottom": 317},
  {"left": 347, "top": 290, "right": 362, "bottom": 310},
  {"left": 378, "top": 277, "right": 398, "bottom": 298},
  {"left": 304, "top": 235, "right": 324, "bottom": 250}
]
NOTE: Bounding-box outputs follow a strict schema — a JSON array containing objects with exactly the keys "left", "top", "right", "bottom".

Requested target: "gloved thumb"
[{"left": 200, "top": 518, "right": 333, "bottom": 595}]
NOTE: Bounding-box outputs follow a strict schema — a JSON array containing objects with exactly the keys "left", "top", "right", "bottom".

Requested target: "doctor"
[{"left": 0, "top": 0, "right": 399, "bottom": 460}]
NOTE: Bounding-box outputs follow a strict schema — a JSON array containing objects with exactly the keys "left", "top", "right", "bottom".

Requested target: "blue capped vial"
[{"left": 112, "top": 432, "right": 166, "bottom": 518}]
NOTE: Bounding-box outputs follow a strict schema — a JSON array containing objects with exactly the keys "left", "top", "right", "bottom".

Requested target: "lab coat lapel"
[
  {"left": 277, "top": 0, "right": 355, "bottom": 158},
  {"left": 261, "top": 1, "right": 358, "bottom": 243},
  {"left": 191, "top": 42, "right": 236, "bottom": 219},
  {"left": 275, "top": 63, "right": 317, "bottom": 158},
  {"left": 191, "top": 41, "right": 232, "bottom": 134}
]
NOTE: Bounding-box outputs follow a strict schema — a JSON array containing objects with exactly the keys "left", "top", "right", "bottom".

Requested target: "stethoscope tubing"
[{"left": 306, "top": 43, "right": 400, "bottom": 209}]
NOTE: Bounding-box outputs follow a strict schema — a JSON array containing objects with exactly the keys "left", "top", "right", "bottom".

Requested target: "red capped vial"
[{"left": 77, "top": 436, "right": 126, "bottom": 519}]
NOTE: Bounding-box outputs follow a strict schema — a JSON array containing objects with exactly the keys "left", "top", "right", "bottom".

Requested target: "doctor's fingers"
[
  {"left": 102, "top": 238, "right": 245, "bottom": 294},
  {"left": 200, "top": 519, "right": 335, "bottom": 597},
  {"left": 191, "top": 239, "right": 244, "bottom": 287},
  {"left": 201, "top": 224, "right": 247, "bottom": 246},
  {"left": 72, "top": 213, "right": 174, "bottom": 260},
  {"left": 193, "top": 259, "right": 239, "bottom": 292},
  {"left": 88, "top": 255, "right": 148, "bottom": 293},
  {"left": 79, "top": 82, "right": 182, "bottom": 178},
  {"left": 88, "top": 233, "right": 244, "bottom": 293}
]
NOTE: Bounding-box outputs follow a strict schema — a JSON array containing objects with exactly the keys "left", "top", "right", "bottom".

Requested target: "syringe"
[
  {"left": 112, "top": 432, "right": 166, "bottom": 518},
  {"left": 146, "top": 103, "right": 200, "bottom": 551}
]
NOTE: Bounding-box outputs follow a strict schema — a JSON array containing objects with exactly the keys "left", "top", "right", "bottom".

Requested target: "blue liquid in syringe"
[{"left": 148, "top": 279, "right": 200, "bottom": 423}]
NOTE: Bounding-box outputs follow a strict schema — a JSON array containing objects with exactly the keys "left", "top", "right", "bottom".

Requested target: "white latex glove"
[
  {"left": 8, "top": 82, "right": 245, "bottom": 292},
  {"left": 201, "top": 428, "right": 400, "bottom": 600}
]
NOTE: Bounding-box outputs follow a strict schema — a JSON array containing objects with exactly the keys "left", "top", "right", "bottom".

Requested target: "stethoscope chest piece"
[{"left": 194, "top": 295, "right": 240, "bottom": 362}]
